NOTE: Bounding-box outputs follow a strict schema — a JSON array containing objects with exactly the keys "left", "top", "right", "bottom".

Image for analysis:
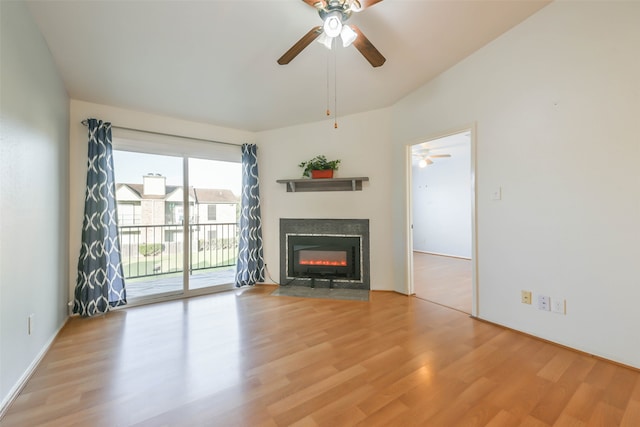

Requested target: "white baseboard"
[{"left": 0, "top": 316, "right": 69, "bottom": 418}]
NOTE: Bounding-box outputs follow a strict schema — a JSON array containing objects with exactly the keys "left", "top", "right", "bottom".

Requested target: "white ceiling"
[
  {"left": 26, "top": 0, "right": 550, "bottom": 132},
  {"left": 411, "top": 130, "right": 470, "bottom": 167}
]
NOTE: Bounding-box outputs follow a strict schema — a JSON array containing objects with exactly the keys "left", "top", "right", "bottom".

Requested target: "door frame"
[{"left": 405, "top": 125, "right": 478, "bottom": 317}]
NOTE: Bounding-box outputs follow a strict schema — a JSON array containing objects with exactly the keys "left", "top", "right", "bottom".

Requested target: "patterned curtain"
[
  {"left": 73, "top": 119, "right": 126, "bottom": 317},
  {"left": 235, "top": 144, "right": 265, "bottom": 287}
]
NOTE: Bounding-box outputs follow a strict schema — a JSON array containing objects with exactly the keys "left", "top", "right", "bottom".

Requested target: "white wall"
[
  {"left": 68, "top": 100, "right": 255, "bottom": 300},
  {"left": 0, "top": 1, "right": 70, "bottom": 407},
  {"left": 392, "top": 1, "right": 640, "bottom": 368},
  {"left": 412, "top": 136, "right": 472, "bottom": 258},
  {"left": 256, "top": 108, "right": 395, "bottom": 290}
]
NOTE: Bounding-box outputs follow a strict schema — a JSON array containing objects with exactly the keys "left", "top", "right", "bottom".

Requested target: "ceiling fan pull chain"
[
  {"left": 334, "top": 46, "right": 338, "bottom": 129},
  {"left": 326, "top": 46, "right": 331, "bottom": 117}
]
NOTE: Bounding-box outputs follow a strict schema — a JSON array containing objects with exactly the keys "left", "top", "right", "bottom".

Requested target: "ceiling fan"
[
  {"left": 277, "top": 0, "right": 386, "bottom": 67},
  {"left": 413, "top": 149, "right": 452, "bottom": 168}
]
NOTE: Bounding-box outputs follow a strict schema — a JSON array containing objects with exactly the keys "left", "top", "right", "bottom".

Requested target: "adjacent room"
[
  {"left": 2, "top": 0, "right": 639, "bottom": 425},
  {"left": 411, "top": 131, "right": 473, "bottom": 314}
]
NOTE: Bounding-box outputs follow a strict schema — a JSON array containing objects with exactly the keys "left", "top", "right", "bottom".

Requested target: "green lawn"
[{"left": 122, "top": 249, "right": 237, "bottom": 279}]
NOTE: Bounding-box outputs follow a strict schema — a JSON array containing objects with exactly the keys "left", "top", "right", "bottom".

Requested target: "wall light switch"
[
  {"left": 551, "top": 298, "right": 566, "bottom": 314},
  {"left": 491, "top": 187, "right": 502, "bottom": 200}
]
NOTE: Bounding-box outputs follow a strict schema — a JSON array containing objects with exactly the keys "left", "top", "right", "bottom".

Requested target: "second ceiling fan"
[
  {"left": 413, "top": 149, "right": 452, "bottom": 168},
  {"left": 278, "top": 0, "right": 386, "bottom": 67}
]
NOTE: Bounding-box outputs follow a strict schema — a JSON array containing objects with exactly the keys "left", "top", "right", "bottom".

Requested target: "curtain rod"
[{"left": 80, "top": 120, "right": 243, "bottom": 147}]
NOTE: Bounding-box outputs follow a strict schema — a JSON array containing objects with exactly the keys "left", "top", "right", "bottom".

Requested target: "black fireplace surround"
[{"left": 280, "top": 219, "right": 370, "bottom": 290}]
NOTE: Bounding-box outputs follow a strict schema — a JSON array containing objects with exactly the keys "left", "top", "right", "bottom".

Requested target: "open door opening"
[{"left": 409, "top": 130, "right": 476, "bottom": 315}]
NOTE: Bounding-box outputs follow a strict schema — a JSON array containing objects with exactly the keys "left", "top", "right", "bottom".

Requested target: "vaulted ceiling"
[{"left": 26, "top": 0, "right": 550, "bottom": 132}]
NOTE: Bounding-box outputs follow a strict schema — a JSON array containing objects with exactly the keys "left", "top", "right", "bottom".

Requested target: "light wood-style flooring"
[
  {"left": 413, "top": 252, "right": 472, "bottom": 314},
  {"left": 2, "top": 285, "right": 639, "bottom": 426}
]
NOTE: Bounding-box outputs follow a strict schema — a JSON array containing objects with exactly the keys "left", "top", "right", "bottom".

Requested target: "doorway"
[{"left": 409, "top": 130, "right": 475, "bottom": 314}]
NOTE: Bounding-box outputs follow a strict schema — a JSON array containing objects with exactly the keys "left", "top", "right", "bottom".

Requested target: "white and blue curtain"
[
  {"left": 73, "top": 119, "right": 126, "bottom": 317},
  {"left": 236, "top": 144, "right": 265, "bottom": 287}
]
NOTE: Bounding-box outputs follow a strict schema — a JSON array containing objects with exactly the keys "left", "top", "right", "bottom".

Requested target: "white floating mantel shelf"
[{"left": 276, "top": 177, "right": 369, "bottom": 192}]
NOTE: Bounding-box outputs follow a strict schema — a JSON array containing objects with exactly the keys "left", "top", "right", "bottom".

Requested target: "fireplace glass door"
[{"left": 288, "top": 235, "right": 361, "bottom": 280}]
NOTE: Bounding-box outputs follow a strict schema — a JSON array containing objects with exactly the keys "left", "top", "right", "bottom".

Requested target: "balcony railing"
[{"left": 118, "top": 222, "right": 238, "bottom": 279}]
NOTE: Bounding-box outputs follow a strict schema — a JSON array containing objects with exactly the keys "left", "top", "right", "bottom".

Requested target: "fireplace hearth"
[{"left": 280, "top": 219, "right": 370, "bottom": 289}]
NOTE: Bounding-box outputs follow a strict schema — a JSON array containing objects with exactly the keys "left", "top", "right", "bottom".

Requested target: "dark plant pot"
[{"left": 311, "top": 169, "right": 334, "bottom": 179}]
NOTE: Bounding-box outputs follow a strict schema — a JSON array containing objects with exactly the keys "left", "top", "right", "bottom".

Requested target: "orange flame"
[{"left": 299, "top": 260, "right": 347, "bottom": 266}]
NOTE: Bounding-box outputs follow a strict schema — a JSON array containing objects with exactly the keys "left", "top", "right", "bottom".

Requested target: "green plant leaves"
[{"left": 299, "top": 155, "right": 341, "bottom": 178}]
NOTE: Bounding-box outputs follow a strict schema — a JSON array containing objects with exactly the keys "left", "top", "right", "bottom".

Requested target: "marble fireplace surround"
[{"left": 279, "top": 218, "right": 370, "bottom": 290}]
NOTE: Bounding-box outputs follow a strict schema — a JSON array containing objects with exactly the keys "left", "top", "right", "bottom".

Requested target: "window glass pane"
[
  {"left": 207, "top": 205, "right": 217, "bottom": 221},
  {"left": 188, "top": 158, "right": 241, "bottom": 291},
  {"left": 114, "top": 151, "right": 184, "bottom": 299}
]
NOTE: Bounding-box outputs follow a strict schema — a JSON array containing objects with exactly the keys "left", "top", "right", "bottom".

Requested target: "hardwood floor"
[
  {"left": 2, "top": 285, "right": 639, "bottom": 426},
  {"left": 413, "top": 252, "right": 472, "bottom": 314}
]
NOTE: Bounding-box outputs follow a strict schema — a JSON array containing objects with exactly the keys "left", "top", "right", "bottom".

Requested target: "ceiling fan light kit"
[
  {"left": 340, "top": 25, "right": 357, "bottom": 47},
  {"left": 317, "top": 32, "right": 334, "bottom": 49},
  {"left": 322, "top": 10, "right": 344, "bottom": 37},
  {"left": 277, "top": 0, "right": 386, "bottom": 67},
  {"left": 277, "top": 0, "right": 385, "bottom": 129},
  {"left": 317, "top": 24, "right": 357, "bottom": 49}
]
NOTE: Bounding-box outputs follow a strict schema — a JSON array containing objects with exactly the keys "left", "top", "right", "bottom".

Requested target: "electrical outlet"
[
  {"left": 537, "top": 295, "right": 550, "bottom": 311},
  {"left": 551, "top": 298, "right": 566, "bottom": 314},
  {"left": 521, "top": 290, "right": 532, "bottom": 304}
]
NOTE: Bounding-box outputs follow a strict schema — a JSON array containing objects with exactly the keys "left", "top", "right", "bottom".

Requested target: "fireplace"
[
  {"left": 280, "top": 219, "right": 369, "bottom": 289},
  {"left": 288, "top": 234, "right": 361, "bottom": 280}
]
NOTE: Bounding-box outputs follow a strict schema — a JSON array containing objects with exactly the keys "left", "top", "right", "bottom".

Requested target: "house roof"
[
  {"left": 194, "top": 189, "right": 239, "bottom": 204},
  {"left": 117, "top": 184, "right": 237, "bottom": 204},
  {"left": 123, "top": 183, "right": 191, "bottom": 200}
]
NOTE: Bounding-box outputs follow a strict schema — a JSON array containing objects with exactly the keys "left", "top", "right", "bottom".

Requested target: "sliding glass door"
[{"left": 113, "top": 149, "right": 241, "bottom": 302}]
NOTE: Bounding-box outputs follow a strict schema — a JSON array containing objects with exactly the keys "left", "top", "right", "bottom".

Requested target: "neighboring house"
[
  {"left": 192, "top": 188, "right": 238, "bottom": 226},
  {"left": 115, "top": 173, "right": 239, "bottom": 245}
]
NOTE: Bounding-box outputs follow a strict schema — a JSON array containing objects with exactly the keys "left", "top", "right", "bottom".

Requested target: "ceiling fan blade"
[
  {"left": 429, "top": 154, "right": 452, "bottom": 158},
  {"left": 350, "top": 25, "right": 386, "bottom": 67},
  {"left": 277, "top": 26, "right": 323, "bottom": 65},
  {"left": 302, "top": 0, "right": 326, "bottom": 9}
]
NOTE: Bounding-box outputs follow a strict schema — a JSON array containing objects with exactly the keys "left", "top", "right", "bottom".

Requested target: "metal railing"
[{"left": 118, "top": 222, "right": 238, "bottom": 279}]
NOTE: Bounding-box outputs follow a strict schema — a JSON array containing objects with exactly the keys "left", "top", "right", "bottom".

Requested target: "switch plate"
[
  {"left": 521, "top": 290, "right": 532, "bottom": 304},
  {"left": 551, "top": 298, "right": 566, "bottom": 314},
  {"left": 537, "top": 295, "right": 550, "bottom": 311},
  {"left": 491, "top": 187, "right": 502, "bottom": 200},
  {"left": 28, "top": 314, "right": 34, "bottom": 335}
]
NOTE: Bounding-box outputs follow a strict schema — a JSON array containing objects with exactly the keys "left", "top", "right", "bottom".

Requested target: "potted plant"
[
  {"left": 299, "top": 155, "right": 341, "bottom": 179},
  {"left": 298, "top": 154, "right": 340, "bottom": 178}
]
